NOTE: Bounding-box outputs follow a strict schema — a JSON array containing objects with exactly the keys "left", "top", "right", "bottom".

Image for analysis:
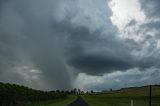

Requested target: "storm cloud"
[
  {"left": 0, "top": 0, "right": 160, "bottom": 90},
  {"left": 0, "top": 0, "right": 71, "bottom": 90}
]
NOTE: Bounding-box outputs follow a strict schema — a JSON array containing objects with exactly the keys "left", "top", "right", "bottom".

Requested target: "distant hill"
[{"left": 97, "top": 85, "right": 160, "bottom": 97}]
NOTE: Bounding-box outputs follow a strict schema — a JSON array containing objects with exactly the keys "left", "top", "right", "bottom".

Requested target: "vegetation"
[
  {"left": 82, "top": 85, "right": 160, "bottom": 106},
  {"left": 0, "top": 82, "right": 69, "bottom": 106},
  {"left": 22, "top": 95, "right": 76, "bottom": 106},
  {"left": 1, "top": 82, "right": 160, "bottom": 106}
]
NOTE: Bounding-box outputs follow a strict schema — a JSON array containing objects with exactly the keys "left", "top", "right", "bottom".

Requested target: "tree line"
[{"left": 0, "top": 82, "right": 66, "bottom": 106}]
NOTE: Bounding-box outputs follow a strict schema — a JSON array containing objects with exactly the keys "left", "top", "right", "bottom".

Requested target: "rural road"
[{"left": 67, "top": 96, "right": 89, "bottom": 106}]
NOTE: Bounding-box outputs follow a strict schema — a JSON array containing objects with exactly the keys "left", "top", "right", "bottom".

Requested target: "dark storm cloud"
[
  {"left": 0, "top": 0, "right": 129, "bottom": 89},
  {"left": 0, "top": 0, "right": 160, "bottom": 90},
  {"left": 65, "top": 0, "right": 160, "bottom": 75},
  {"left": 65, "top": 26, "right": 136, "bottom": 74},
  {"left": 52, "top": 0, "right": 136, "bottom": 74},
  {"left": 68, "top": 54, "right": 134, "bottom": 75}
]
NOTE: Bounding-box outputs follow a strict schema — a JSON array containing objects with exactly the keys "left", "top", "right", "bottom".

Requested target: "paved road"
[{"left": 67, "top": 96, "right": 89, "bottom": 106}]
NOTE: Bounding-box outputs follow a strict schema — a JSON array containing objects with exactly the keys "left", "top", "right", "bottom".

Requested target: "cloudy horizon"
[{"left": 0, "top": 0, "right": 160, "bottom": 91}]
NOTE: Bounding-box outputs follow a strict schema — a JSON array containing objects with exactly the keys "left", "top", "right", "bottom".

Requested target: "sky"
[{"left": 0, "top": 0, "right": 160, "bottom": 91}]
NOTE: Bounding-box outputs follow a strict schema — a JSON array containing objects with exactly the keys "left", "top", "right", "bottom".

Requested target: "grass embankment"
[
  {"left": 82, "top": 85, "right": 160, "bottom": 106},
  {"left": 22, "top": 95, "right": 76, "bottom": 106}
]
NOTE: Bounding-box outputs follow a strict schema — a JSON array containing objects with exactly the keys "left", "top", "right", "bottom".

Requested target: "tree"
[
  {"left": 78, "top": 89, "right": 81, "bottom": 94},
  {"left": 73, "top": 88, "right": 77, "bottom": 94},
  {"left": 91, "top": 90, "right": 94, "bottom": 93},
  {"left": 110, "top": 88, "right": 112, "bottom": 91}
]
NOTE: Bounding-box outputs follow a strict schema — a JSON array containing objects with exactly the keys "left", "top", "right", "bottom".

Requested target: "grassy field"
[
  {"left": 20, "top": 95, "right": 76, "bottom": 106},
  {"left": 82, "top": 85, "right": 160, "bottom": 106}
]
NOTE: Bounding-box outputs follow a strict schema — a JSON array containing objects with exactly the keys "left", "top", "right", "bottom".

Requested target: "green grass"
[
  {"left": 20, "top": 95, "right": 76, "bottom": 106},
  {"left": 83, "top": 95, "right": 160, "bottom": 106},
  {"left": 82, "top": 85, "right": 160, "bottom": 106}
]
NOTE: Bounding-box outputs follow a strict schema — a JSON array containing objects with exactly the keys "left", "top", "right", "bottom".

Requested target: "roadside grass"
[
  {"left": 82, "top": 85, "right": 160, "bottom": 106},
  {"left": 20, "top": 95, "right": 76, "bottom": 106},
  {"left": 83, "top": 95, "right": 160, "bottom": 106}
]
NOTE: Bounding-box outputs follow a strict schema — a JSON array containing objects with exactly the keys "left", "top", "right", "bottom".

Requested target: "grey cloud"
[
  {"left": 63, "top": 0, "right": 160, "bottom": 75},
  {"left": 1, "top": 0, "right": 160, "bottom": 90},
  {"left": 85, "top": 68, "right": 160, "bottom": 91},
  {"left": 52, "top": 0, "right": 131, "bottom": 74},
  {"left": 0, "top": 0, "right": 71, "bottom": 90},
  {"left": 139, "top": 0, "right": 160, "bottom": 18},
  {"left": 68, "top": 54, "right": 134, "bottom": 75},
  {"left": 66, "top": 28, "right": 136, "bottom": 74},
  {"left": 138, "top": 0, "right": 160, "bottom": 34}
]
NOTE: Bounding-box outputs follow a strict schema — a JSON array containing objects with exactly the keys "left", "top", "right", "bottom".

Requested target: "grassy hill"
[{"left": 82, "top": 85, "right": 160, "bottom": 106}]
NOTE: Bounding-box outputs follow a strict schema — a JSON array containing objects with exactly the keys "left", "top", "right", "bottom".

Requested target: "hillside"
[
  {"left": 83, "top": 85, "right": 160, "bottom": 106},
  {"left": 0, "top": 82, "right": 75, "bottom": 106}
]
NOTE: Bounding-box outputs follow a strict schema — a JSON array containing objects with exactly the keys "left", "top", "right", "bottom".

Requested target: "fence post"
[
  {"left": 131, "top": 99, "right": 133, "bottom": 106},
  {"left": 149, "top": 85, "right": 152, "bottom": 106}
]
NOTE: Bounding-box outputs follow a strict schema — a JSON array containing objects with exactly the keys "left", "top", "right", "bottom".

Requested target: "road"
[{"left": 67, "top": 96, "right": 89, "bottom": 106}]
